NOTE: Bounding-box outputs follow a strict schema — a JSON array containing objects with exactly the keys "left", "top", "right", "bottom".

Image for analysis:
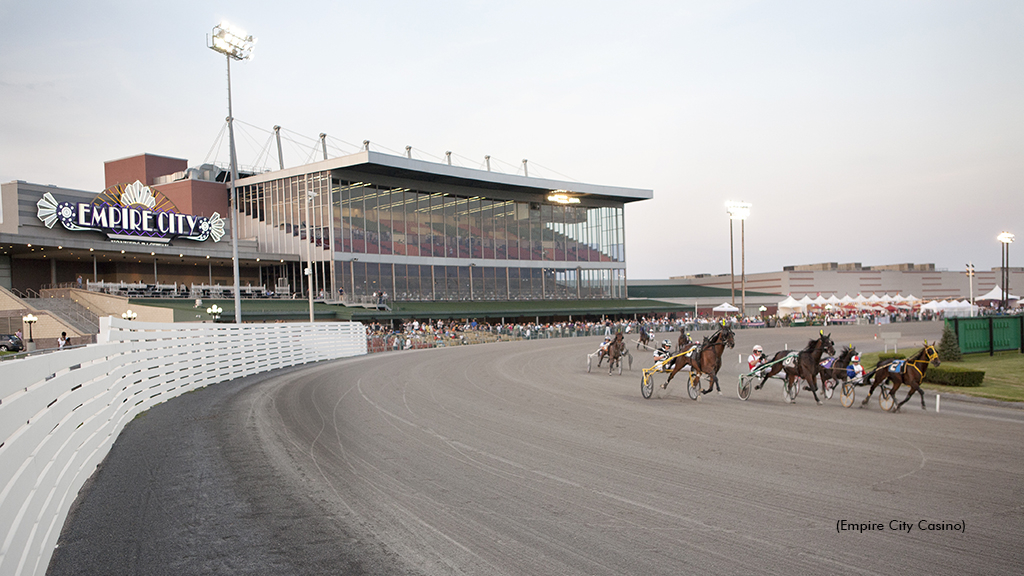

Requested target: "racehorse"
[
  {"left": 605, "top": 332, "right": 627, "bottom": 375},
  {"left": 677, "top": 331, "right": 693, "bottom": 352},
  {"left": 637, "top": 325, "right": 651, "bottom": 350},
  {"left": 754, "top": 331, "right": 835, "bottom": 404},
  {"left": 664, "top": 324, "right": 735, "bottom": 394},
  {"left": 817, "top": 345, "right": 858, "bottom": 396},
  {"left": 860, "top": 342, "right": 940, "bottom": 412}
]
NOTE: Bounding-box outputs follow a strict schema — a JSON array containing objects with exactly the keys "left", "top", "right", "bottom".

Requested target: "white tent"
[
  {"left": 866, "top": 293, "right": 882, "bottom": 304},
  {"left": 977, "top": 285, "right": 1021, "bottom": 302},
  {"left": 840, "top": 294, "right": 855, "bottom": 305},
  {"left": 798, "top": 295, "right": 815, "bottom": 308},
  {"left": 777, "top": 295, "right": 804, "bottom": 317},
  {"left": 826, "top": 294, "right": 842, "bottom": 305},
  {"left": 943, "top": 300, "right": 979, "bottom": 317},
  {"left": 713, "top": 302, "right": 739, "bottom": 313},
  {"left": 811, "top": 294, "right": 829, "bottom": 307}
]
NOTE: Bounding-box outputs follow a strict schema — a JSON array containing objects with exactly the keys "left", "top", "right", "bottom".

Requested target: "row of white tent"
[{"left": 776, "top": 287, "right": 1020, "bottom": 318}]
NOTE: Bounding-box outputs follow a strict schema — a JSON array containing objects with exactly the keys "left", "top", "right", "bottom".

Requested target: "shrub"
[
  {"left": 924, "top": 366, "right": 985, "bottom": 387},
  {"left": 878, "top": 352, "right": 906, "bottom": 362},
  {"left": 938, "top": 325, "right": 963, "bottom": 362}
]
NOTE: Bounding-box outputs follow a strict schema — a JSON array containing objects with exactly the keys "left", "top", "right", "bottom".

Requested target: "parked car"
[{"left": 0, "top": 334, "right": 25, "bottom": 352}]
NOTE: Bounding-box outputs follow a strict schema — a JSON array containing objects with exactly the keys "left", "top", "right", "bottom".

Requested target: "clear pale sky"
[{"left": 2, "top": 1, "right": 1021, "bottom": 279}]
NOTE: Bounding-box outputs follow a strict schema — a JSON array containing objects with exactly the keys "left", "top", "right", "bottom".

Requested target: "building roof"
[{"left": 236, "top": 150, "right": 653, "bottom": 204}]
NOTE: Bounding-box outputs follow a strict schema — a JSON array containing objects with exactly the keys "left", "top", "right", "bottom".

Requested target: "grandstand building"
[{"left": 1, "top": 151, "right": 652, "bottom": 304}]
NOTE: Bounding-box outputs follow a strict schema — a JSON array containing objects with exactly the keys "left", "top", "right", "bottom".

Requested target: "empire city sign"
[{"left": 37, "top": 180, "right": 225, "bottom": 244}]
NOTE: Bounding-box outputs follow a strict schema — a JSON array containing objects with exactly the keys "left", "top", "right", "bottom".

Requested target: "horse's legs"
[
  {"left": 807, "top": 372, "right": 822, "bottom": 404},
  {"left": 701, "top": 372, "right": 717, "bottom": 395},
  {"left": 918, "top": 385, "right": 927, "bottom": 409},
  {"left": 665, "top": 357, "right": 688, "bottom": 387},
  {"left": 861, "top": 371, "right": 883, "bottom": 406},
  {"left": 755, "top": 364, "right": 779, "bottom": 390}
]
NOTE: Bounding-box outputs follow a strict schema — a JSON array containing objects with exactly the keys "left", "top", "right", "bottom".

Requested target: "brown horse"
[
  {"left": 637, "top": 325, "right": 651, "bottom": 350},
  {"left": 860, "top": 343, "right": 940, "bottom": 412},
  {"left": 817, "top": 345, "right": 858, "bottom": 397},
  {"left": 677, "top": 331, "right": 693, "bottom": 351},
  {"left": 605, "top": 332, "right": 627, "bottom": 375},
  {"left": 664, "top": 324, "right": 735, "bottom": 394},
  {"left": 754, "top": 331, "right": 835, "bottom": 404}
]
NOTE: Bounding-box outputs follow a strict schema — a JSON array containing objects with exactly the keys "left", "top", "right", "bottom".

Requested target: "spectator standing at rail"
[{"left": 58, "top": 332, "right": 69, "bottom": 349}]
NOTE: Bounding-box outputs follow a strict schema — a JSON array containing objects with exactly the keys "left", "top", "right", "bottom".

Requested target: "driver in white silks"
[
  {"left": 595, "top": 336, "right": 611, "bottom": 356},
  {"left": 748, "top": 345, "right": 767, "bottom": 373},
  {"left": 653, "top": 339, "right": 675, "bottom": 371}
]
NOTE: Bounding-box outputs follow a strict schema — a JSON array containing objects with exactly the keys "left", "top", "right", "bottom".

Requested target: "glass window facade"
[{"left": 237, "top": 173, "right": 628, "bottom": 301}]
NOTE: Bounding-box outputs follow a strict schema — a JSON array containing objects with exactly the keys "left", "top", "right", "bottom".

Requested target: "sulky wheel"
[
  {"left": 641, "top": 372, "right": 654, "bottom": 399},
  {"left": 823, "top": 379, "right": 835, "bottom": 400},
  {"left": 687, "top": 373, "right": 701, "bottom": 401},
  {"left": 840, "top": 381, "right": 855, "bottom": 408},
  {"left": 738, "top": 376, "right": 752, "bottom": 401},
  {"left": 880, "top": 387, "right": 895, "bottom": 412}
]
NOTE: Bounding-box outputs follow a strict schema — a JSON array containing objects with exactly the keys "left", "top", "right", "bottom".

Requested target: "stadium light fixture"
[{"left": 208, "top": 21, "right": 256, "bottom": 324}]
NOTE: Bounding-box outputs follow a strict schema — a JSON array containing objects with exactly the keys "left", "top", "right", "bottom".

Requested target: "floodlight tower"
[
  {"left": 998, "top": 232, "right": 1015, "bottom": 311},
  {"left": 726, "top": 201, "right": 752, "bottom": 316},
  {"left": 208, "top": 22, "right": 256, "bottom": 324}
]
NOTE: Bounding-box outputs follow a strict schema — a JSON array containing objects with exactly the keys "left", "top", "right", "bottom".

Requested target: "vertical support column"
[
  {"left": 989, "top": 317, "right": 995, "bottom": 356},
  {"left": 741, "top": 218, "right": 746, "bottom": 316},
  {"left": 274, "top": 125, "right": 285, "bottom": 169},
  {"left": 729, "top": 218, "right": 735, "bottom": 306}
]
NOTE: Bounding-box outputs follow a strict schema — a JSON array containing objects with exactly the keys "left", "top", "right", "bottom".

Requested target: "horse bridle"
[{"left": 908, "top": 345, "right": 938, "bottom": 376}]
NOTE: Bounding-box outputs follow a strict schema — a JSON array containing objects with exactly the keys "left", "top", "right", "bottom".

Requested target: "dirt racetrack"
[{"left": 48, "top": 322, "right": 1024, "bottom": 575}]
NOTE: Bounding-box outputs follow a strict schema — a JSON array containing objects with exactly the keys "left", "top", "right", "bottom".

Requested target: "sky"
[{"left": 1, "top": 1, "right": 1021, "bottom": 280}]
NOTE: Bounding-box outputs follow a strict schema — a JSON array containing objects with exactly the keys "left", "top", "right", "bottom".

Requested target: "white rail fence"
[{"left": 0, "top": 318, "right": 367, "bottom": 576}]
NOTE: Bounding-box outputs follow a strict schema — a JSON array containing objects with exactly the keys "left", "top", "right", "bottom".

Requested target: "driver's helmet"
[
  {"left": 852, "top": 355, "right": 861, "bottom": 363},
  {"left": 603, "top": 336, "right": 610, "bottom": 342},
  {"left": 753, "top": 345, "right": 763, "bottom": 353},
  {"left": 661, "top": 339, "right": 671, "bottom": 349}
]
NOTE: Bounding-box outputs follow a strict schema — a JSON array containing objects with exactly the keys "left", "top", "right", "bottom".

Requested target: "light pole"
[
  {"left": 726, "top": 202, "right": 751, "bottom": 316},
  {"left": 965, "top": 262, "right": 975, "bottom": 317},
  {"left": 998, "top": 232, "right": 1014, "bottom": 311},
  {"left": 22, "top": 314, "right": 37, "bottom": 351},
  {"left": 305, "top": 185, "right": 317, "bottom": 322},
  {"left": 208, "top": 21, "right": 256, "bottom": 324},
  {"left": 206, "top": 304, "right": 223, "bottom": 322},
  {"left": 121, "top": 309, "right": 137, "bottom": 321}
]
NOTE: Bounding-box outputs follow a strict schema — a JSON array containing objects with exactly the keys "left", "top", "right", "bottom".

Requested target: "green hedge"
[
  {"left": 878, "top": 352, "right": 906, "bottom": 362},
  {"left": 923, "top": 366, "right": 986, "bottom": 387}
]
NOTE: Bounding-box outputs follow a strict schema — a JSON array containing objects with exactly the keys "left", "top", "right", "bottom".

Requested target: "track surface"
[{"left": 49, "top": 323, "right": 1024, "bottom": 575}]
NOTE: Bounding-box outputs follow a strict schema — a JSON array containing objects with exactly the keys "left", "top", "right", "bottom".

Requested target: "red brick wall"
[
  {"left": 154, "top": 179, "right": 229, "bottom": 218},
  {"left": 104, "top": 154, "right": 187, "bottom": 188}
]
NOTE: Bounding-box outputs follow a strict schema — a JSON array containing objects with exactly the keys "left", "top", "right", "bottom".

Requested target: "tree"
[{"left": 937, "top": 324, "right": 963, "bottom": 362}]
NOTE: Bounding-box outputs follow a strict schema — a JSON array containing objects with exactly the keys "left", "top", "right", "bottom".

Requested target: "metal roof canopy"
[{"left": 236, "top": 150, "right": 653, "bottom": 204}]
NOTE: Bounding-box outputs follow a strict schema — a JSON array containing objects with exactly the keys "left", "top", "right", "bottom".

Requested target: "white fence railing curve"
[{"left": 0, "top": 317, "right": 367, "bottom": 576}]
